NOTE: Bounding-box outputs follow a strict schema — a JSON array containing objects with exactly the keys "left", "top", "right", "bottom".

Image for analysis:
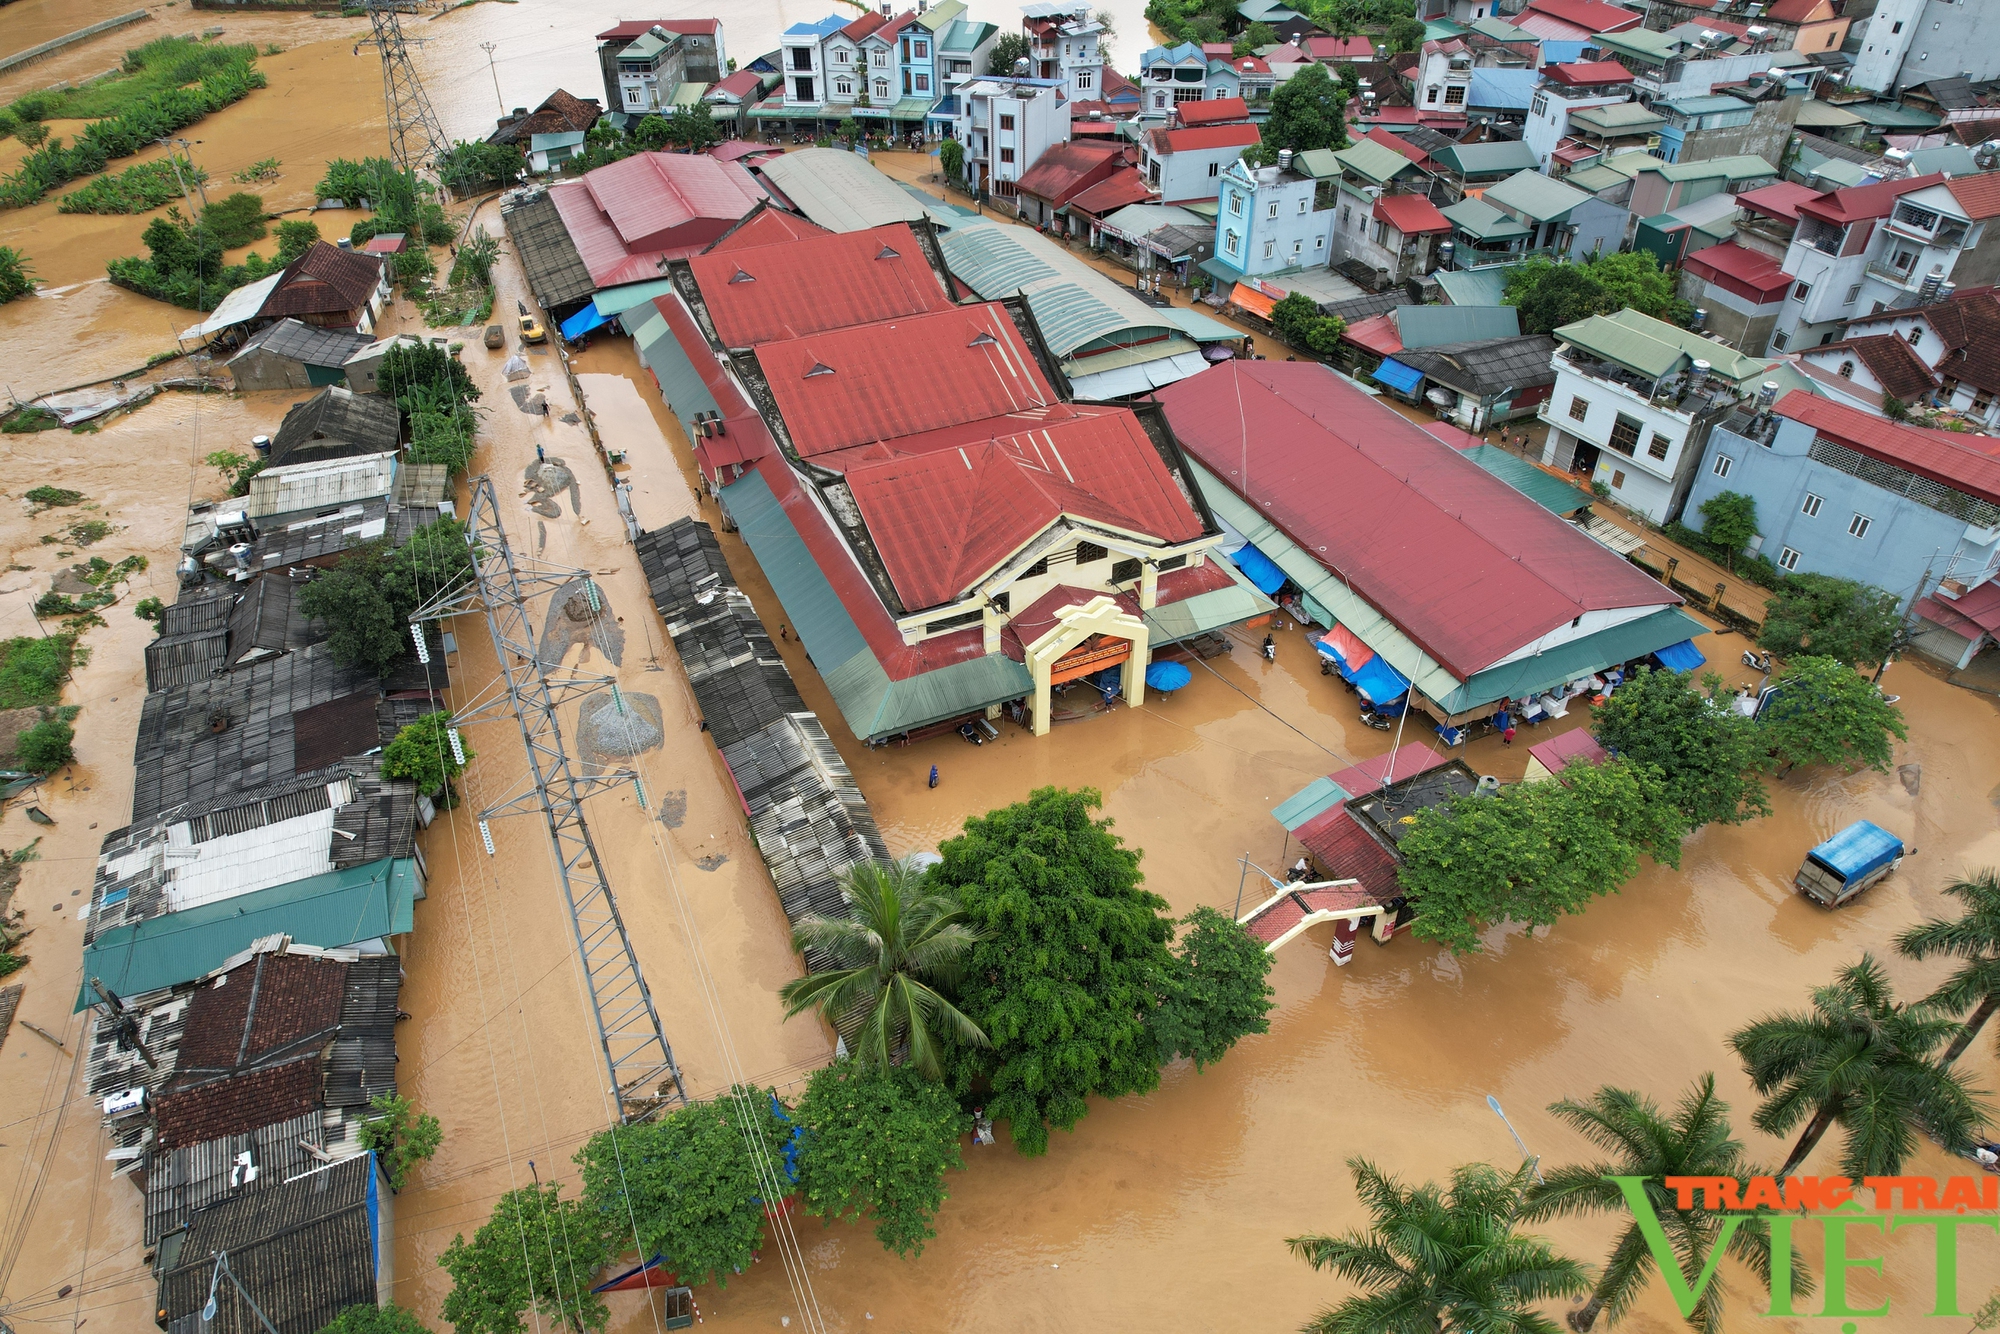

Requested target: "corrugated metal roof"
[
  {"left": 756, "top": 148, "right": 930, "bottom": 233},
  {"left": 1434, "top": 265, "right": 1519, "bottom": 306},
  {"left": 690, "top": 223, "right": 953, "bottom": 348},
  {"left": 76, "top": 857, "right": 420, "bottom": 1009},
  {"left": 1441, "top": 195, "right": 1532, "bottom": 240},
  {"left": 1396, "top": 304, "right": 1520, "bottom": 349},
  {"left": 181, "top": 273, "right": 285, "bottom": 341},
  {"left": 1331, "top": 138, "right": 1415, "bottom": 186},
  {"left": 143, "top": 1111, "right": 330, "bottom": 1245},
  {"left": 1435, "top": 139, "right": 1540, "bottom": 178},
  {"left": 268, "top": 387, "right": 400, "bottom": 468},
  {"left": 939, "top": 220, "right": 1182, "bottom": 360},
  {"left": 1556, "top": 307, "right": 1771, "bottom": 383},
  {"left": 1484, "top": 169, "right": 1594, "bottom": 223},
  {"left": 1569, "top": 101, "right": 1666, "bottom": 132},
  {"left": 1459, "top": 445, "right": 1594, "bottom": 514},
  {"left": 1469, "top": 67, "right": 1539, "bottom": 110},
  {"left": 231, "top": 319, "right": 371, "bottom": 372},
  {"left": 502, "top": 191, "right": 597, "bottom": 309},
  {"left": 246, "top": 453, "right": 397, "bottom": 521}
]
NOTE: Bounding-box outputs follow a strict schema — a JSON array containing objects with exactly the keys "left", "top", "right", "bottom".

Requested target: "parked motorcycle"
[
  {"left": 1741, "top": 649, "right": 1773, "bottom": 673},
  {"left": 1358, "top": 709, "right": 1396, "bottom": 731}
]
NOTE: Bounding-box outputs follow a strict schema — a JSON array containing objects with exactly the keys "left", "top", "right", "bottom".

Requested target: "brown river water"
[{"left": 1, "top": 7, "right": 1998, "bottom": 1334}]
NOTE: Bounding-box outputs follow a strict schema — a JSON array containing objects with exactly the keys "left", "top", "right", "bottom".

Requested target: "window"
[
  {"left": 1793, "top": 280, "right": 1812, "bottom": 301},
  {"left": 1568, "top": 395, "right": 1590, "bottom": 422},
  {"left": 1230, "top": 193, "right": 1244, "bottom": 215},
  {"left": 1209, "top": 161, "right": 1220, "bottom": 176},
  {"left": 1076, "top": 541, "right": 1107, "bottom": 565},
  {"left": 1647, "top": 432, "right": 1671, "bottom": 461},
  {"left": 792, "top": 76, "right": 815, "bottom": 101},
  {"left": 1225, "top": 229, "right": 1239, "bottom": 256},
  {"left": 990, "top": 591, "right": 1010, "bottom": 614},
  {"left": 999, "top": 114, "right": 1015, "bottom": 130},
  {"left": 1772, "top": 330, "right": 1789, "bottom": 350},
  {"left": 1779, "top": 546, "right": 1801, "bottom": 571},
  {"left": 791, "top": 47, "right": 814, "bottom": 71},
  {"left": 1711, "top": 453, "right": 1733, "bottom": 478},
  {"left": 1444, "top": 85, "right": 1466, "bottom": 106},
  {"left": 1340, "top": 204, "right": 1351, "bottom": 225},
  {"left": 1907, "top": 326, "right": 1923, "bottom": 346},
  {"left": 1315, "top": 235, "right": 1324, "bottom": 250},
  {"left": 836, "top": 48, "right": 850, "bottom": 63},
  {"left": 1111, "top": 558, "right": 1142, "bottom": 584},
  {"left": 1845, "top": 284, "right": 1861, "bottom": 305},
  {"left": 1158, "top": 553, "right": 1187, "bottom": 572},
  {"left": 924, "top": 609, "right": 984, "bottom": 634},
  {"left": 1825, "top": 29, "right": 1837, "bottom": 45},
  {"left": 1291, "top": 237, "right": 1303, "bottom": 256},
  {"left": 914, "top": 40, "right": 928, "bottom": 57},
  {"left": 835, "top": 78, "right": 853, "bottom": 96},
  {"left": 999, "top": 147, "right": 1015, "bottom": 163},
  {"left": 1077, "top": 68, "right": 1092, "bottom": 89},
  {"left": 875, "top": 78, "right": 889, "bottom": 98},
  {"left": 1268, "top": 200, "right": 1280, "bottom": 219},
  {"left": 626, "top": 89, "right": 642, "bottom": 104},
  {"left": 916, "top": 73, "right": 929, "bottom": 91},
  {"left": 873, "top": 49, "right": 887, "bottom": 67},
  {"left": 1802, "top": 492, "right": 1823, "bottom": 517},
  {"left": 1611, "top": 470, "right": 1626, "bottom": 489},
  {"left": 1975, "top": 390, "right": 1996, "bottom": 414},
  {"left": 1531, "top": 92, "right": 1548, "bottom": 118},
  {"left": 1426, "top": 85, "right": 1439, "bottom": 104},
  {"left": 1298, "top": 198, "right": 1309, "bottom": 214},
  {"left": 1892, "top": 19, "right": 1903, "bottom": 31},
  {"left": 1848, "top": 513, "right": 1872, "bottom": 539},
  {"left": 1607, "top": 413, "right": 1643, "bottom": 456},
  {"left": 1263, "top": 238, "right": 1275, "bottom": 259},
  {"left": 1837, "top": 360, "right": 1854, "bottom": 379},
  {"left": 1024, "top": 557, "right": 1049, "bottom": 577}
]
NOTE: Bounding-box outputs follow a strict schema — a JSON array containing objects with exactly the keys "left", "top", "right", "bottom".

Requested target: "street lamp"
[{"left": 1485, "top": 1094, "right": 1544, "bottom": 1184}]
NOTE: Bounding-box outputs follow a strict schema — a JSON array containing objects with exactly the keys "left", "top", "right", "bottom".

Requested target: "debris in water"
[{"left": 1898, "top": 763, "right": 1922, "bottom": 796}]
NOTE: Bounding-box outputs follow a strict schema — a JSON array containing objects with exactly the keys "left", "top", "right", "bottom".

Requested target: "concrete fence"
[{"left": 0, "top": 10, "right": 152, "bottom": 77}]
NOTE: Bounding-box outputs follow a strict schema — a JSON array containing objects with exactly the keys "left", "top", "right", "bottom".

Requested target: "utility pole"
[
  {"left": 155, "top": 138, "right": 209, "bottom": 212},
  {"left": 89, "top": 977, "right": 157, "bottom": 1069},
  {"left": 480, "top": 41, "right": 505, "bottom": 117},
  {"left": 354, "top": 0, "right": 451, "bottom": 178}
]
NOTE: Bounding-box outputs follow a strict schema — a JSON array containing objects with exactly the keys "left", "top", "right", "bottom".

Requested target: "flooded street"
[{"left": 0, "top": 9, "right": 1996, "bottom": 1334}]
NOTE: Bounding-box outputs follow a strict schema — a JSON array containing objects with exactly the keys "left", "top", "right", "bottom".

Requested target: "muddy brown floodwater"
[{"left": 0, "top": 9, "right": 1996, "bottom": 1333}]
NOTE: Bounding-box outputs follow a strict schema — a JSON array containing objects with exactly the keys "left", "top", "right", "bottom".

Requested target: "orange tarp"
[
  {"left": 1316, "top": 625, "right": 1374, "bottom": 671},
  {"left": 1229, "top": 282, "right": 1277, "bottom": 320}
]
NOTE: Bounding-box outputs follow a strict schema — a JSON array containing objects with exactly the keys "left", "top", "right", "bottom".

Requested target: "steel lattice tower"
[{"left": 362, "top": 1, "right": 451, "bottom": 176}]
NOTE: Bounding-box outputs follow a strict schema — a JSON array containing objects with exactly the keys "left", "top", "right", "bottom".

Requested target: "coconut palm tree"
[
  {"left": 1896, "top": 869, "right": 2000, "bottom": 1065},
  {"left": 1728, "top": 953, "right": 1988, "bottom": 1177},
  {"left": 778, "top": 857, "right": 988, "bottom": 1079},
  {"left": 1520, "top": 1075, "right": 1812, "bottom": 1332},
  {"left": 1287, "top": 1157, "right": 1589, "bottom": 1334}
]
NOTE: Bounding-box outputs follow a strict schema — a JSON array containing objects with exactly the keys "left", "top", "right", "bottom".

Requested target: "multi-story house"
[
  {"left": 822, "top": 11, "right": 888, "bottom": 117},
  {"left": 780, "top": 14, "right": 851, "bottom": 122},
  {"left": 1021, "top": 1, "right": 1104, "bottom": 102},
  {"left": 1317, "top": 138, "right": 1451, "bottom": 284},
  {"left": 1681, "top": 393, "right": 2000, "bottom": 649},
  {"left": 1636, "top": 0, "right": 1848, "bottom": 56},
  {"left": 1835, "top": 285, "right": 2000, "bottom": 430},
  {"left": 934, "top": 14, "right": 1001, "bottom": 125},
  {"left": 1586, "top": 27, "right": 1774, "bottom": 104},
  {"left": 1523, "top": 61, "right": 1639, "bottom": 172},
  {"left": 953, "top": 77, "right": 1069, "bottom": 199},
  {"left": 1406, "top": 37, "right": 1537, "bottom": 123},
  {"left": 1139, "top": 122, "right": 1262, "bottom": 204},
  {"left": 1427, "top": 139, "right": 1540, "bottom": 203},
  {"left": 1652, "top": 85, "right": 1798, "bottom": 167},
  {"left": 1205, "top": 55, "right": 1276, "bottom": 114},
  {"left": 1482, "top": 169, "right": 1629, "bottom": 260},
  {"left": 1678, "top": 241, "right": 1792, "bottom": 354},
  {"left": 1139, "top": 43, "right": 1212, "bottom": 119},
  {"left": 1850, "top": 175, "right": 2000, "bottom": 316},
  {"left": 595, "top": 20, "right": 726, "bottom": 113},
  {"left": 1211, "top": 157, "right": 1338, "bottom": 281},
  {"left": 1513, "top": 0, "right": 1645, "bottom": 44},
  {"left": 1852, "top": 0, "right": 2000, "bottom": 96},
  {"left": 1539, "top": 307, "right": 1776, "bottom": 522}
]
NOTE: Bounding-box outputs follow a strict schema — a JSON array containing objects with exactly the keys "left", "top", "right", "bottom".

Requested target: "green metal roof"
[
  {"left": 1564, "top": 164, "right": 1628, "bottom": 193},
  {"left": 1569, "top": 102, "right": 1666, "bottom": 133},
  {"left": 758, "top": 148, "right": 931, "bottom": 232},
  {"left": 1424, "top": 18, "right": 1468, "bottom": 38},
  {"left": 1292, "top": 147, "right": 1344, "bottom": 179},
  {"left": 634, "top": 306, "right": 719, "bottom": 437},
  {"left": 1803, "top": 156, "right": 1871, "bottom": 188},
  {"left": 1435, "top": 140, "right": 1539, "bottom": 178},
  {"left": 1661, "top": 94, "right": 1749, "bottom": 116},
  {"left": 1591, "top": 28, "right": 1676, "bottom": 64},
  {"left": 915, "top": 0, "right": 964, "bottom": 32},
  {"left": 939, "top": 219, "right": 1180, "bottom": 359},
  {"left": 1555, "top": 307, "right": 1772, "bottom": 384},
  {"left": 672, "top": 81, "right": 711, "bottom": 107},
  {"left": 1435, "top": 264, "right": 1519, "bottom": 305},
  {"left": 1483, "top": 169, "right": 1593, "bottom": 223},
  {"left": 1468, "top": 15, "right": 1536, "bottom": 41},
  {"left": 1272, "top": 775, "right": 1348, "bottom": 831},
  {"left": 1396, "top": 303, "right": 1519, "bottom": 348},
  {"left": 1843, "top": 102, "right": 1941, "bottom": 129},
  {"left": 1332, "top": 139, "right": 1416, "bottom": 186},
  {"left": 1461, "top": 446, "right": 1594, "bottom": 515},
  {"left": 76, "top": 857, "right": 420, "bottom": 1010},
  {"left": 1158, "top": 305, "right": 1241, "bottom": 342},
  {"left": 1441, "top": 195, "right": 1532, "bottom": 240},
  {"left": 938, "top": 18, "right": 998, "bottom": 52},
  {"left": 1189, "top": 459, "right": 1706, "bottom": 715},
  {"left": 594, "top": 279, "right": 678, "bottom": 318},
  {"left": 1641, "top": 154, "right": 1780, "bottom": 183}
]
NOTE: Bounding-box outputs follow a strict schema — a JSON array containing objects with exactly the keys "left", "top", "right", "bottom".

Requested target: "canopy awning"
[
  {"left": 1066, "top": 348, "right": 1210, "bottom": 399},
  {"left": 1652, "top": 638, "right": 1705, "bottom": 671},
  {"left": 1314, "top": 625, "right": 1375, "bottom": 678},
  {"left": 1230, "top": 542, "right": 1287, "bottom": 595},
  {"left": 1372, "top": 356, "right": 1425, "bottom": 395},
  {"left": 1272, "top": 775, "right": 1350, "bottom": 832},
  {"left": 561, "top": 302, "right": 614, "bottom": 340},
  {"left": 1351, "top": 653, "right": 1411, "bottom": 705}
]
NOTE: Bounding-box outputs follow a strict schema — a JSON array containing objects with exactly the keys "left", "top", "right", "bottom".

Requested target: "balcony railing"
[{"left": 1864, "top": 259, "right": 1923, "bottom": 291}]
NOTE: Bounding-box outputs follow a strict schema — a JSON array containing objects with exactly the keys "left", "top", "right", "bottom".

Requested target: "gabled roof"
[
  {"left": 174, "top": 952, "right": 349, "bottom": 1084},
  {"left": 1558, "top": 307, "right": 1772, "bottom": 383},
  {"left": 842, "top": 406, "right": 1206, "bottom": 608},
  {"left": 1946, "top": 174, "right": 2000, "bottom": 222},
  {"left": 258, "top": 243, "right": 383, "bottom": 322},
  {"left": 754, "top": 304, "right": 1056, "bottom": 458},
  {"left": 1796, "top": 172, "right": 1946, "bottom": 226},
  {"left": 1847, "top": 288, "right": 2000, "bottom": 394},
  {"left": 1775, "top": 390, "right": 2000, "bottom": 506},
  {"left": 1176, "top": 96, "right": 1251, "bottom": 127},
  {"left": 1682, "top": 241, "right": 1789, "bottom": 302},
  {"left": 1484, "top": 168, "right": 1595, "bottom": 223},
  {"left": 938, "top": 220, "right": 1185, "bottom": 363},
  {"left": 1066, "top": 166, "right": 1154, "bottom": 217},
  {"left": 1013, "top": 139, "right": 1124, "bottom": 203},
  {"left": 231, "top": 319, "right": 370, "bottom": 374},
  {"left": 689, "top": 223, "right": 951, "bottom": 348},
  {"left": 581, "top": 151, "right": 768, "bottom": 252},
  {"left": 1441, "top": 194, "right": 1532, "bottom": 241},
  {"left": 1764, "top": 0, "right": 1833, "bottom": 19},
  {"left": 703, "top": 201, "right": 830, "bottom": 253},
  {"left": 1146, "top": 123, "right": 1264, "bottom": 154},
  {"left": 1570, "top": 100, "right": 1666, "bottom": 133},
  {"left": 1524, "top": 0, "right": 1643, "bottom": 33},
  {"left": 1735, "top": 179, "right": 1821, "bottom": 222},
  {"left": 710, "top": 70, "right": 769, "bottom": 99},
  {"left": 1808, "top": 335, "right": 1938, "bottom": 401},
  {"left": 1395, "top": 334, "right": 1559, "bottom": 396},
  {"left": 784, "top": 13, "right": 852, "bottom": 39},
  {"left": 1332, "top": 137, "right": 1420, "bottom": 186},
  {"left": 267, "top": 387, "right": 401, "bottom": 468},
  {"left": 757, "top": 148, "right": 932, "bottom": 232},
  {"left": 597, "top": 18, "right": 721, "bottom": 38},
  {"left": 154, "top": 1057, "right": 323, "bottom": 1151},
  {"left": 502, "top": 190, "right": 595, "bottom": 310},
  {"left": 1373, "top": 193, "right": 1452, "bottom": 236},
  {"left": 1433, "top": 139, "right": 1540, "bottom": 177},
  {"left": 1303, "top": 34, "right": 1374, "bottom": 59},
  {"left": 1542, "top": 60, "right": 1634, "bottom": 85},
  {"left": 489, "top": 88, "right": 601, "bottom": 145},
  {"left": 1154, "top": 361, "right": 1678, "bottom": 680}
]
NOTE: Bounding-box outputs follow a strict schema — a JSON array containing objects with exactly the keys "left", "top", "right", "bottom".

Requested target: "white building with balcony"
[
  {"left": 1539, "top": 307, "right": 1777, "bottom": 523},
  {"left": 1139, "top": 43, "right": 1211, "bottom": 119},
  {"left": 1021, "top": 1, "right": 1103, "bottom": 101},
  {"left": 780, "top": 14, "right": 851, "bottom": 118},
  {"left": 953, "top": 77, "right": 1069, "bottom": 198}
]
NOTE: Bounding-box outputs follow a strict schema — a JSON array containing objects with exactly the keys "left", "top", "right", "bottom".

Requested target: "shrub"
[
  {"left": 134, "top": 597, "right": 165, "bottom": 622},
  {"left": 57, "top": 160, "right": 202, "bottom": 214},
  {"left": 0, "top": 246, "right": 33, "bottom": 302},
  {"left": 409, "top": 411, "right": 477, "bottom": 473},
  {"left": 0, "top": 635, "right": 74, "bottom": 709},
  {"left": 15, "top": 718, "right": 75, "bottom": 772},
  {"left": 200, "top": 191, "right": 268, "bottom": 248},
  {"left": 275, "top": 219, "right": 319, "bottom": 263}
]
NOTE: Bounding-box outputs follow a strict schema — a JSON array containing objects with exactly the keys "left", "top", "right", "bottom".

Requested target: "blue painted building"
[{"left": 1680, "top": 392, "right": 2000, "bottom": 665}]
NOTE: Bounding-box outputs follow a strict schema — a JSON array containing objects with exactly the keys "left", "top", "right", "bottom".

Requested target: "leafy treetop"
[
  {"left": 1759, "top": 653, "right": 1907, "bottom": 773},
  {"left": 1504, "top": 251, "right": 1688, "bottom": 335},
  {"left": 439, "top": 1182, "right": 612, "bottom": 1334},
  {"left": 381, "top": 710, "right": 472, "bottom": 797},
  {"left": 1590, "top": 667, "right": 1770, "bottom": 830},
  {"left": 1758, "top": 572, "right": 1901, "bottom": 667},
  {"left": 1151, "top": 905, "right": 1275, "bottom": 1070},
  {"left": 1249, "top": 61, "right": 1347, "bottom": 165},
  {"left": 792, "top": 1063, "right": 969, "bottom": 1256}
]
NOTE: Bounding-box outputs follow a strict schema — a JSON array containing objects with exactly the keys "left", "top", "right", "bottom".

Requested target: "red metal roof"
[
  {"left": 1527, "top": 726, "right": 1607, "bottom": 776},
  {"left": 756, "top": 304, "right": 1057, "bottom": 459},
  {"left": 1341, "top": 311, "right": 1403, "bottom": 357},
  {"left": 1524, "top": 0, "right": 1644, "bottom": 33},
  {"left": 1330, "top": 743, "right": 1449, "bottom": 795},
  {"left": 843, "top": 406, "right": 1207, "bottom": 608},
  {"left": 703, "top": 205, "right": 829, "bottom": 254},
  {"left": 709, "top": 71, "right": 769, "bottom": 100},
  {"left": 1013, "top": 139, "right": 1124, "bottom": 204},
  {"left": 1542, "top": 60, "right": 1634, "bottom": 86},
  {"left": 1151, "top": 123, "right": 1263, "bottom": 153},
  {"left": 1373, "top": 193, "right": 1452, "bottom": 236},
  {"left": 1361, "top": 126, "right": 1429, "bottom": 167},
  {"left": 1153, "top": 362, "right": 1680, "bottom": 680},
  {"left": 1067, "top": 167, "right": 1155, "bottom": 217},
  {"left": 1304, "top": 35, "right": 1375, "bottom": 59},
  {"left": 841, "top": 11, "right": 888, "bottom": 40},
  {"left": 1682, "top": 241, "right": 1789, "bottom": 302},
  {"left": 596, "top": 18, "right": 720, "bottom": 38},
  {"left": 1847, "top": 288, "right": 2000, "bottom": 395},
  {"left": 1176, "top": 97, "right": 1251, "bottom": 127},
  {"left": 690, "top": 223, "right": 952, "bottom": 348},
  {"left": 1796, "top": 172, "right": 1945, "bottom": 225},
  {"left": 1764, "top": 0, "right": 1832, "bottom": 21},
  {"left": 1946, "top": 173, "right": 2000, "bottom": 221},
  {"left": 1916, "top": 579, "right": 2000, "bottom": 636},
  {"left": 553, "top": 155, "right": 768, "bottom": 286},
  {"left": 1734, "top": 179, "right": 1820, "bottom": 223},
  {"left": 1294, "top": 807, "right": 1402, "bottom": 901},
  {"left": 648, "top": 295, "right": 780, "bottom": 482},
  {"left": 1774, "top": 391, "right": 2000, "bottom": 506},
  {"left": 1230, "top": 54, "right": 1271, "bottom": 73}
]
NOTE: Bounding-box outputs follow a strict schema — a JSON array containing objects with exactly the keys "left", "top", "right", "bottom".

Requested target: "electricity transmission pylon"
[{"left": 355, "top": 0, "right": 451, "bottom": 177}]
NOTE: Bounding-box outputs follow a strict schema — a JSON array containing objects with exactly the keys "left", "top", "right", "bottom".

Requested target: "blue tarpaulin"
[
  {"left": 1352, "top": 654, "right": 1410, "bottom": 706},
  {"left": 560, "top": 302, "right": 612, "bottom": 340},
  {"left": 1653, "top": 638, "right": 1705, "bottom": 672},
  {"left": 1231, "top": 542, "right": 1288, "bottom": 595},
  {"left": 1808, "top": 820, "right": 1903, "bottom": 879},
  {"left": 1372, "top": 356, "right": 1425, "bottom": 395}
]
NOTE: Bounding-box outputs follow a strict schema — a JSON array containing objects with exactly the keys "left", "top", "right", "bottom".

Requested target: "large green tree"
[
  {"left": 1758, "top": 572, "right": 1901, "bottom": 666},
  {"left": 1759, "top": 654, "right": 1907, "bottom": 774},
  {"left": 380, "top": 710, "right": 472, "bottom": 799},
  {"left": 379, "top": 339, "right": 481, "bottom": 420},
  {"left": 357, "top": 1091, "right": 442, "bottom": 1190},
  {"left": 1697, "top": 491, "right": 1758, "bottom": 572},
  {"left": 575, "top": 1089, "right": 788, "bottom": 1290},
  {"left": 792, "top": 1062, "right": 968, "bottom": 1256},
  {"left": 1250, "top": 61, "right": 1347, "bottom": 165},
  {"left": 439, "top": 1182, "right": 613, "bottom": 1334},
  {"left": 1728, "top": 954, "right": 1987, "bottom": 1177},
  {"left": 1521, "top": 1075, "right": 1809, "bottom": 1332},
  {"left": 317, "top": 1304, "right": 430, "bottom": 1334},
  {"left": 1152, "top": 905, "right": 1274, "bottom": 1070},
  {"left": 933, "top": 787, "right": 1175, "bottom": 1155},
  {"left": 1289, "top": 1158, "right": 1590, "bottom": 1334},
  {"left": 1505, "top": 252, "right": 1686, "bottom": 335},
  {"left": 780, "top": 857, "right": 989, "bottom": 1079},
  {"left": 298, "top": 566, "right": 405, "bottom": 675},
  {"left": 1896, "top": 869, "right": 2000, "bottom": 1064},
  {"left": 1396, "top": 758, "right": 1685, "bottom": 955},
  {"left": 987, "top": 32, "right": 1030, "bottom": 75},
  {"left": 1583, "top": 250, "right": 1688, "bottom": 324},
  {"left": 378, "top": 516, "right": 477, "bottom": 624},
  {"left": 1591, "top": 667, "right": 1770, "bottom": 829}
]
